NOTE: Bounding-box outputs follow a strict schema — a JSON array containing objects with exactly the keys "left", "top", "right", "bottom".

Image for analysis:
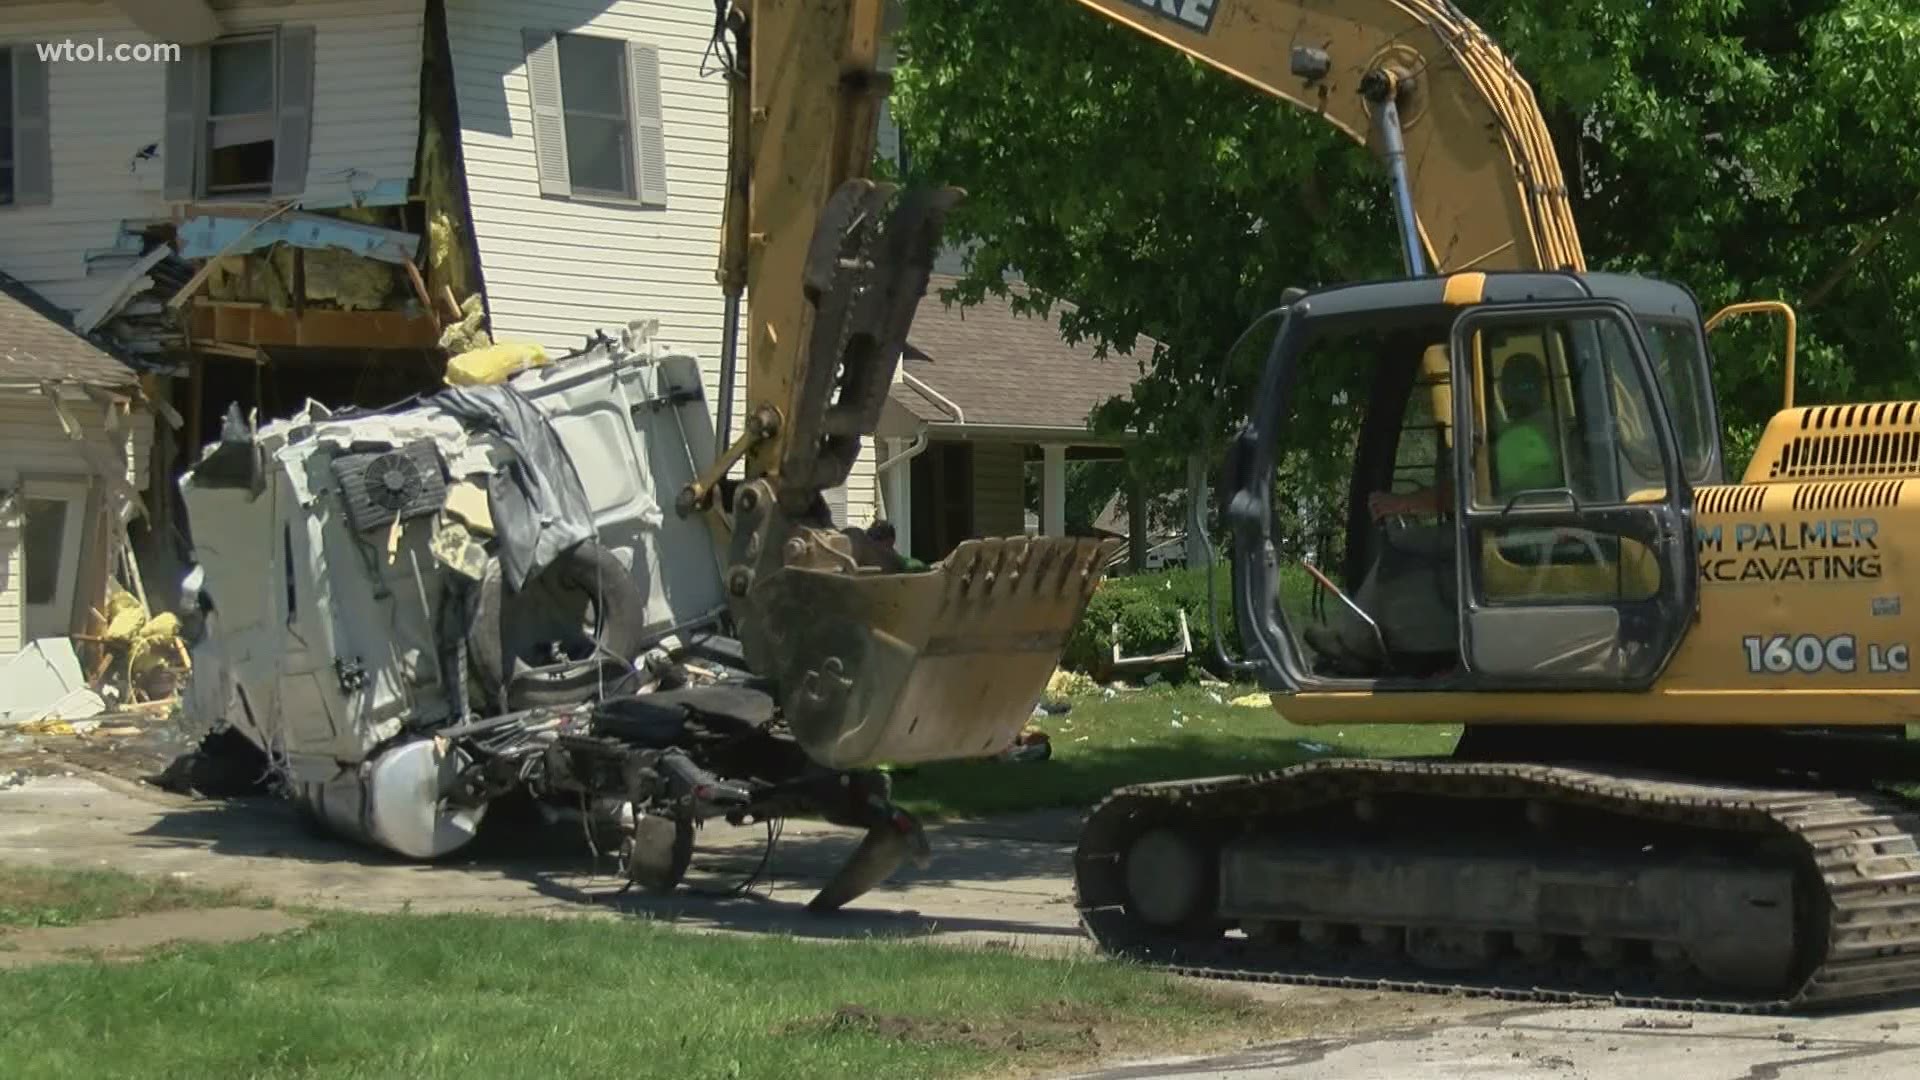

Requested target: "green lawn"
[
  {"left": 0, "top": 864, "right": 252, "bottom": 930},
  {"left": 0, "top": 904, "right": 1280, "bottom": 1080},
  {"left": 892, "top": 682, "right": 1459, "bottom": 820}
]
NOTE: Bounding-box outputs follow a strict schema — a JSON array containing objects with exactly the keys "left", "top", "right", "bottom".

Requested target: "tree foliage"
[{"left": 890, "top": 0, "right": 1920, "bottom": 476}]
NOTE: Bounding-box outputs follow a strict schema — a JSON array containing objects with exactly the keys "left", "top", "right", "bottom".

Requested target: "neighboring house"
[
  {"left": 873, "top": 275, "right": 1150, "bottom": 565},
  {"left": 0, "top": 270, "right": 153, "bottom": 657}
]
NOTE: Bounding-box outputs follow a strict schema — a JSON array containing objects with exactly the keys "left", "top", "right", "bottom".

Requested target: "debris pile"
[
  {"left": 87, "top": 585, "right": 192, "bottom": 709},
  {"left": 0, "top": 584, "right": 192, "bottom": 741}
]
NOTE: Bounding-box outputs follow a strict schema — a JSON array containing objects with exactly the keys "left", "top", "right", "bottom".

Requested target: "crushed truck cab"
[{"left": 176, "top": 326, "right": 934, "bottom": 908}]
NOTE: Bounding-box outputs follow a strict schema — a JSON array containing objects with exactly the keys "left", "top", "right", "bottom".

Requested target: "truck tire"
[{"left": 466, "top": 542, "right": 650, "bottom": 710}]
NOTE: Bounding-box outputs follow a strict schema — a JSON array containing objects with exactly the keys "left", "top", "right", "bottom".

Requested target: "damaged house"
[
  {"left": 0, "top": 1, "right": 832, "bottom": 681},
  {"left": 0, "top": 270, "right": 155, "bottom": 654},
  {"left": 0, "top": 0, "right": 1153, "bottom": 658},
  {"left": 0, "top": 0, "right": 449, "bottom": 628},
  {"left": 0, "top": 0, "right": 766, "bottom": 619},
  {"left": 0, "top": 0, "right": 921, "bottom": 607}
]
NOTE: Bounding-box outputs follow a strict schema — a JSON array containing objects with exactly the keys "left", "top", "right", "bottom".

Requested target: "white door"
[{"left": 21, "top": 480, "right": 89, "bottom": 641}]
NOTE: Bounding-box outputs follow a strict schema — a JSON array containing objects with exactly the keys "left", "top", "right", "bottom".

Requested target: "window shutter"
[
  {"left": 11, "top": 46, "right": 51, "bottom": 206},
  {"left": 162, "top": 46, "right": 206, "bottom": 200},
  {"left": 523, "top": 29, "right": 570, "bottom": 196},
  {"left": 626, "top": 40, "right": 667, "bottom": 207},
  {"left": 271, "top": 26, "right": 316, "bottom": 198}
]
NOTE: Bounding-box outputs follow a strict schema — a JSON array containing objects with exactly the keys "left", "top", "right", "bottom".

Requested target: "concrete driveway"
[{"left": 0, "top": 769, "right": 1083, "bottom": 951}]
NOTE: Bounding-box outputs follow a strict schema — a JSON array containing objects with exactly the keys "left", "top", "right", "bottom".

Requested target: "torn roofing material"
[
  {"left": 174, "top": 209, "right": 424, "bottom": 266},
  {"left": 0, "top": 270, "right": 140, "bottom": 389}
]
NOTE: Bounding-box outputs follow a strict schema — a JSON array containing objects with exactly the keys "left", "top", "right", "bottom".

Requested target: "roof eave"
[{"left": 919, "top": 420, "right": 1132, "bottom": 445}]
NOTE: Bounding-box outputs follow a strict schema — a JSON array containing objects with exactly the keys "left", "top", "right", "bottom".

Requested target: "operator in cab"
[{"left": 1365, "top": 350, "right": 1560, "bottom": 521}]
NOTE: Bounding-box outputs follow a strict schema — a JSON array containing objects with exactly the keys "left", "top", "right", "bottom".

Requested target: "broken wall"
[
  {"left": 0, "top": 389, "right": 154, "bottom": 654},
  {"left": 0, "top": 0, "right": 425, "bottom": 321}
]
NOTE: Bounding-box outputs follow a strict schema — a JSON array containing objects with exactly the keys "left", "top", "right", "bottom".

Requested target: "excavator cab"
[{"left": 1228, "top": 271, "right": 1714, "bottom": 696}]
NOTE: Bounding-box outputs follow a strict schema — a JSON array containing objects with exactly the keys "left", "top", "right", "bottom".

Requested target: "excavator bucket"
[{"left": 750, "top": 535, "right": 1121, "bottom": 769}]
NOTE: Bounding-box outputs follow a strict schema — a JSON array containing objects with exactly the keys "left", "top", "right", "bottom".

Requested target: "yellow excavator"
[{"left": 700, "top": 0, "right": 1920, "bottom": 1010}]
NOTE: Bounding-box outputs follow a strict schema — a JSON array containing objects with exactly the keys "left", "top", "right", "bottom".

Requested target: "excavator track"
[{"left": 1074, "top": 759, "right": 1920, "bottom": 1013}]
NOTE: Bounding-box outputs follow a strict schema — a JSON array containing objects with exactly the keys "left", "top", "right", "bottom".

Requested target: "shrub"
[
  {"left": 1063, "top": 561, "right": 1318, "bottom": 680},
  {"left": 1063, "top": 565, "right": 1240, "bottom": 680}
]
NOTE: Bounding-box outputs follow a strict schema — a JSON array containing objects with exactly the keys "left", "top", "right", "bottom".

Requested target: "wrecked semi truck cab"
[{"left": 178, "top": 326, "right": 926, "bottom": 909}]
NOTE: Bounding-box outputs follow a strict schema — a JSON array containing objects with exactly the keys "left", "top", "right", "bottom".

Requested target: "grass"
[
  {"left": 0, "top": 864, "right": 252, "bottom": 930},
  {"left": 892, "top": 682, "right": 1459, "bottom": 820},
  {"left": 0, "top": 908, "right": 1281, "bottom": 1080}
]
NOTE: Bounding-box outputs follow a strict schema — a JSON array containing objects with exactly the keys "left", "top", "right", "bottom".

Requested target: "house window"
[
  {"left": 0, "top": 45, "right": 52, "bottom": 208},
  {"left": 163, "top": 26, "right": 315, "bottom": 201},
  {"left": 522, "top": 29, "right": 669, "bottom": 208},
  {"left": 557, "top": 33, "right": 631, "bottom": 198},
  {"left": 0, "top": 48, "right": 14, "bottom": 205},
  {"left": 22, "top": 498, "right": 68, "bottom": 607},
  {"left": 206, "top": 34, "right": 276, "bottom": 194}
]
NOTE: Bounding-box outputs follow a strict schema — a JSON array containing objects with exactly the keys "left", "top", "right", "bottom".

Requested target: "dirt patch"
[
  {"left": 792, "top": 1001, "right": 1122, "bottom": 1057},
  {"left": 783, "top": 988, "right": 1436, "bottom": 1078},
  {"left": 0, "top": 906, "right": 307, "bottom": 969},
  {"left": 0, "top": 727, "right": 187, "bottom": 788}
]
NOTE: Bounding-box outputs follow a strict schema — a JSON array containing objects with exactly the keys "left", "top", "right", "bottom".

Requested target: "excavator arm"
[
  {"left": 1063, "top": 0, "right": 1584, "bottom": 275},
  {"left": 681, "top": 0, "right": 1587, "bottom": 776}
]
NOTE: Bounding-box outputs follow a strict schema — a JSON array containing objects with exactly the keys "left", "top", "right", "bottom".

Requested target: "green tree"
[
  {"left": 889, "top": 0, "right": 1396, "bottom": 470},
  {"left": 890, "top": 0, "right": 1920, "bottom": 485}
]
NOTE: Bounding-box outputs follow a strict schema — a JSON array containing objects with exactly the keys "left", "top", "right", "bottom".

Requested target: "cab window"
[{"left": 1471, "top": 319, "right": 1667, "bottom": 509}]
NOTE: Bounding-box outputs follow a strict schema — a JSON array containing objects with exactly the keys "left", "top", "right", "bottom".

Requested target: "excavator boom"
[
  {"left": 689, "top": 2, "right": 1121, "bottom": 774},
  {"left": 1064, "top": 0, "right": 1585, "bottom": 274}
]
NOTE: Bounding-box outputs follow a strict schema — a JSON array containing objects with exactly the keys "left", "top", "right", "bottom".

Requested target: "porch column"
[
  {"left": 1128, "top": 465, "right": 1148, "bottom": 571},
  {"left": 1186, "top": 451, "right": 1211, "bottom": 567},
  {"left": 882, "top": 437, "right": 913, "bottom": 555},
  {"left": 1042, "top": 443, "right": 1067, "bottom": 537}
]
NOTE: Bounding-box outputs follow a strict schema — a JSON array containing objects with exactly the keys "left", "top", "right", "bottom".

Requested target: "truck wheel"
[{"left": 466, "top": 542, "right": 650, "bottom": 709}]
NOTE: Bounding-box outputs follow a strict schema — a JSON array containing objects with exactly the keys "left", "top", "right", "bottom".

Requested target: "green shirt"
[{"left": 1494, "top": 421, "right": 1561, "bottom": 494}]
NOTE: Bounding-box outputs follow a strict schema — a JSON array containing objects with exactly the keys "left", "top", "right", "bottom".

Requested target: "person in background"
[{"left": 867, "top": 519, "right": 927, "bottom": 571}]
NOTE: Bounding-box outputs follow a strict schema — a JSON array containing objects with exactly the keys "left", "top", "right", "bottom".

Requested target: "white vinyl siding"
[
  {"left": 449, "top": 0, "right": 880, "bottom": 503},
  {"left": 0, "top": 395, "right": 153, "bottom": 492},
  {"left": 0, "top": 1, "right": 422, "bottom": 318},
  {"left": 844, "top": 447, "right": 877, "bottom": 528},
  {"left": 0, "top": 519, "right": 18, "bottom": 655},
  {"left": 449, "top": 0, "right": 709, "bottom": 363}
]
